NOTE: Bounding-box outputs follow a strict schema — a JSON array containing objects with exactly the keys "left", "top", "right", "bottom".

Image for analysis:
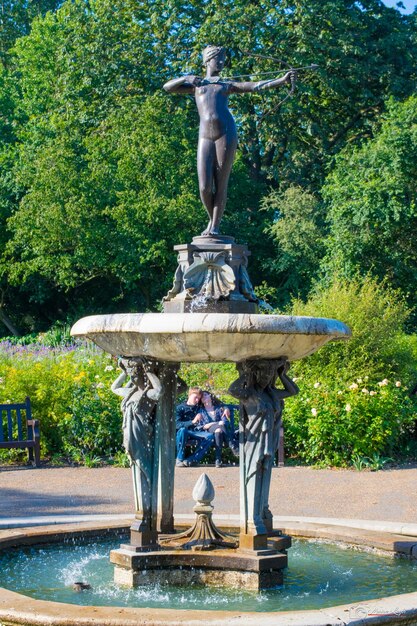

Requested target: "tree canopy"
[{"left": 0, "top": 0, "right": 416, "bottom": 333}]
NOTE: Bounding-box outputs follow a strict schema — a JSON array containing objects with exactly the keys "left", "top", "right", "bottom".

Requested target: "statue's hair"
[
  {"left": 202, "top": 45, "right": 225, "bottom": 65},
  {"left": 242, "top": 359, "right": 270, "bottom": 373}
]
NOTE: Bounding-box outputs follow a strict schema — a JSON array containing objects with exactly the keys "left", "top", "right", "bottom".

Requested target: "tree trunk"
[{"left": 0, "top": 307, "right": 20, "bottom": 336}]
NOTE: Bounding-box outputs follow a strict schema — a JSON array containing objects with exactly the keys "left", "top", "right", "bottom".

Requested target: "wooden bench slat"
[
  {"left": 7, "top": 407, "right": 13, "bottom": 441},
  {"left": 16, "top": 407, "right": 23, "bottom": 441},
  {"left": 1, "top": 440, "right": 36, "bottom": 449}
]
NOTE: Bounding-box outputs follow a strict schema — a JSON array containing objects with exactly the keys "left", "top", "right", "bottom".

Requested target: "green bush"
[
  {"left": 0, "top": 341, "right": 121, "bottom": 461},
  {"left": 285, "top": 376, "right": 415, "bottom": 466},
  {"left": 283, "top": 275, "right": 417, "bottom": 466}
]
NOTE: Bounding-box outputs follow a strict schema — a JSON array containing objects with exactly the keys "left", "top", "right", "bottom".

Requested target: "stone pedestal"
[
  {"left": 111, "top": 545, "right": 288, "bottom": 591},
  {"left": 163, "top": 235, "right": 258, "bottom": 314},
  {"left": 111, "top": 473, "right": 291, "bottom": 591}
]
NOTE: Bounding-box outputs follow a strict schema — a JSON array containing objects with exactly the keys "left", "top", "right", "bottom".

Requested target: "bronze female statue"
[{"left": 163, "top": 45, "right": 295, "bottom": 237}]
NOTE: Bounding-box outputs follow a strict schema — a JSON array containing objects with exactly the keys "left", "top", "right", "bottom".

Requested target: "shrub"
[
  {"left": 283, "top": 275, "right": 417, "bottom": 466},
  {"left": 285, "top": 376, "right": 415, "bottom": 466},
  {"left": 0, "top": 341, "right": 121, "bottom": 461}
]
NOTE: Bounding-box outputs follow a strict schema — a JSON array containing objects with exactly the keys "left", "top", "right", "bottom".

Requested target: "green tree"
[
  {"left": 322, "top": 95, "right": 417, "bottom": 322},
  {"left": 262, "top": 186, "right": 327, "bottom": 304},
  {"left": 0, "top": 0, "right": 61, "bottom": 66},
  {"left": 1, "top": 0, "right": 416, "bottom": 331}
]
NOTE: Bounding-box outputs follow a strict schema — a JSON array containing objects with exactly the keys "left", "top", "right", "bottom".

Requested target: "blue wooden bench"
[{"left": 0, "top": 397, "right": 40, "bottom": 467}]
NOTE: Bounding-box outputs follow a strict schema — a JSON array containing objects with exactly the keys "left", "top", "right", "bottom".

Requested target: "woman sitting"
[{"left": 195, "top": 391, "right": 239, "bottom": 467}]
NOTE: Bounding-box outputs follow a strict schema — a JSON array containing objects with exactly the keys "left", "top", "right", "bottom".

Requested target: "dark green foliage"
[
  {"left": 262, "top": 186, "right": 327, "bottom": 304},
  {"left": 0, "top": 0, "right": 61, "bottom": 66},
  {"left": 322, "top": 95, "right": 417, "bottom": 323}
]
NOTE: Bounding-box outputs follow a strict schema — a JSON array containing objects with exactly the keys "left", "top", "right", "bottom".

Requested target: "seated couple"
[{"left": 176, "top": 387, "right": 239, "bottom": 468}]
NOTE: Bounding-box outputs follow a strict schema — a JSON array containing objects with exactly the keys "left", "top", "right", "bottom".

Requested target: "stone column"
[{"left": 155, "top": 362, "right": 181, "bottom": 533}]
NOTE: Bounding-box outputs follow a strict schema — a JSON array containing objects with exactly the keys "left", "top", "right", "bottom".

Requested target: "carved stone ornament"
[
  {"left": 183, "top": 251, "right": 235, "bottom": 300},
  {"left": 160, "top": 473, "right": 237, "bottom": 551},
  {"left": 239, "top": 254, "right": 258, "bottom": 303}
]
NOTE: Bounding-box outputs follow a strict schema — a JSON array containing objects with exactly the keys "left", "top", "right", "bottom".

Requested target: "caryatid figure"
[
  {"left": 111, "top": 357, "right": 162, "bottom": 533},
  {"left": 163, "top": 45, "right": 295, "bottom": 237},
  {"left": 229, "top": 358, "right": 298, "bottom": 538}
]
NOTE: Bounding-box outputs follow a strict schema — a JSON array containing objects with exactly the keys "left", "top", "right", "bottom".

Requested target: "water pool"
[{"left": 1, "top": 535, "right": 416, "bottom": 612}]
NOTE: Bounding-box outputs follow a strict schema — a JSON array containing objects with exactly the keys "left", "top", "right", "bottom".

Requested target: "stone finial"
[
  {"left": 159, "top": 473, "right": 237, "bottom": 551},
  {"left": 192, "top": 473, "right": 215, "bottom": 504}
]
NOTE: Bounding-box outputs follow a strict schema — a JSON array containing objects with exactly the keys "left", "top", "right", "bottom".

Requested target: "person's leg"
[
  {"left": 214, "top": 428, "right": 223, "bottom": 463},
  {"left": 211, "top": 130, "right": 237, "bottom": 234},
  {"left": 176, "top": 427, "right": 189, "bottom": 462},
  {"left": 188, "top": 431, "right": 214, "bottom": 462},
  {"left": 197, "top": 137, "right": 215, "bottom": 235},
  {"left": 223, "top": 424, "right": 239, "bottom": 456}
]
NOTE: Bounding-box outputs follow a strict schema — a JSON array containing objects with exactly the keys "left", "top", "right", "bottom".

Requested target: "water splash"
[{"left": 189, "top": 293, "right": 211, "bottom": 312}]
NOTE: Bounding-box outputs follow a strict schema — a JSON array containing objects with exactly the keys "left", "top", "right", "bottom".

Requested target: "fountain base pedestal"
[
  {"left": 163, "top": 237, "right": 258, "bottom": 314},
  {"left": 110, "top": 543, "right": 289, "bottom": 591}
]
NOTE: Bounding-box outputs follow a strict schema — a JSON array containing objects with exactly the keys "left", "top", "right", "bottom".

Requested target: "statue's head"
[
  {"left": 242, "top": 359, "right": 275, "bottom": 389},
  {"left": 202, "top": 45, "right": 226, "bottom": 72}
]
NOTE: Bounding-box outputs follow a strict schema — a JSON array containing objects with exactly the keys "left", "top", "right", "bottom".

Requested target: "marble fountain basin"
[{"left": 70, "top": 313, "right": 351, "bottom": 361}]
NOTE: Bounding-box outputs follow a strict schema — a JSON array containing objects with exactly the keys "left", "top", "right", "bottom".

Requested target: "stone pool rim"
[{"left": 1, "top": 520, "right": 417, "bottom": 625}]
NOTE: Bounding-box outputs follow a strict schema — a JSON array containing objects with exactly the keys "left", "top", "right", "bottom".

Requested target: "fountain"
[
  {"left": 1, "top": 44, "right": 417, "bottom": 626},
  {"left": 70, "top": 44, "right": 351, "bottom": 591}
]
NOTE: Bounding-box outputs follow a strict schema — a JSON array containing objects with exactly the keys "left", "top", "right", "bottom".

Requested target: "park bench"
[
  {"left": 185, "top": 404, "right": 285, "bottom": 466},
  {"left": 0, "top": 397, "right": 40, "bottom": 467}
]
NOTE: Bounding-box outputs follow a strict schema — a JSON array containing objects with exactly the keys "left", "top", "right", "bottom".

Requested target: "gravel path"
[{"left": 0, "top": 464, "right": 416, "bottom": 523}]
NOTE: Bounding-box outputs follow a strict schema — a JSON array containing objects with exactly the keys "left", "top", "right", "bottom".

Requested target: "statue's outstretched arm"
[
  {"left": 163, "top": 75, "right": 199, "bottom": 94},
  {"left": 230, "top": 70, "right": 294, "bottom": 93}
]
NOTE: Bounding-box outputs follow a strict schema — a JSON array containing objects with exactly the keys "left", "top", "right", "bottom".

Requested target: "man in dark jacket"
[{"left": 176, "top": 387, "right": 214, "bottom": 466}]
